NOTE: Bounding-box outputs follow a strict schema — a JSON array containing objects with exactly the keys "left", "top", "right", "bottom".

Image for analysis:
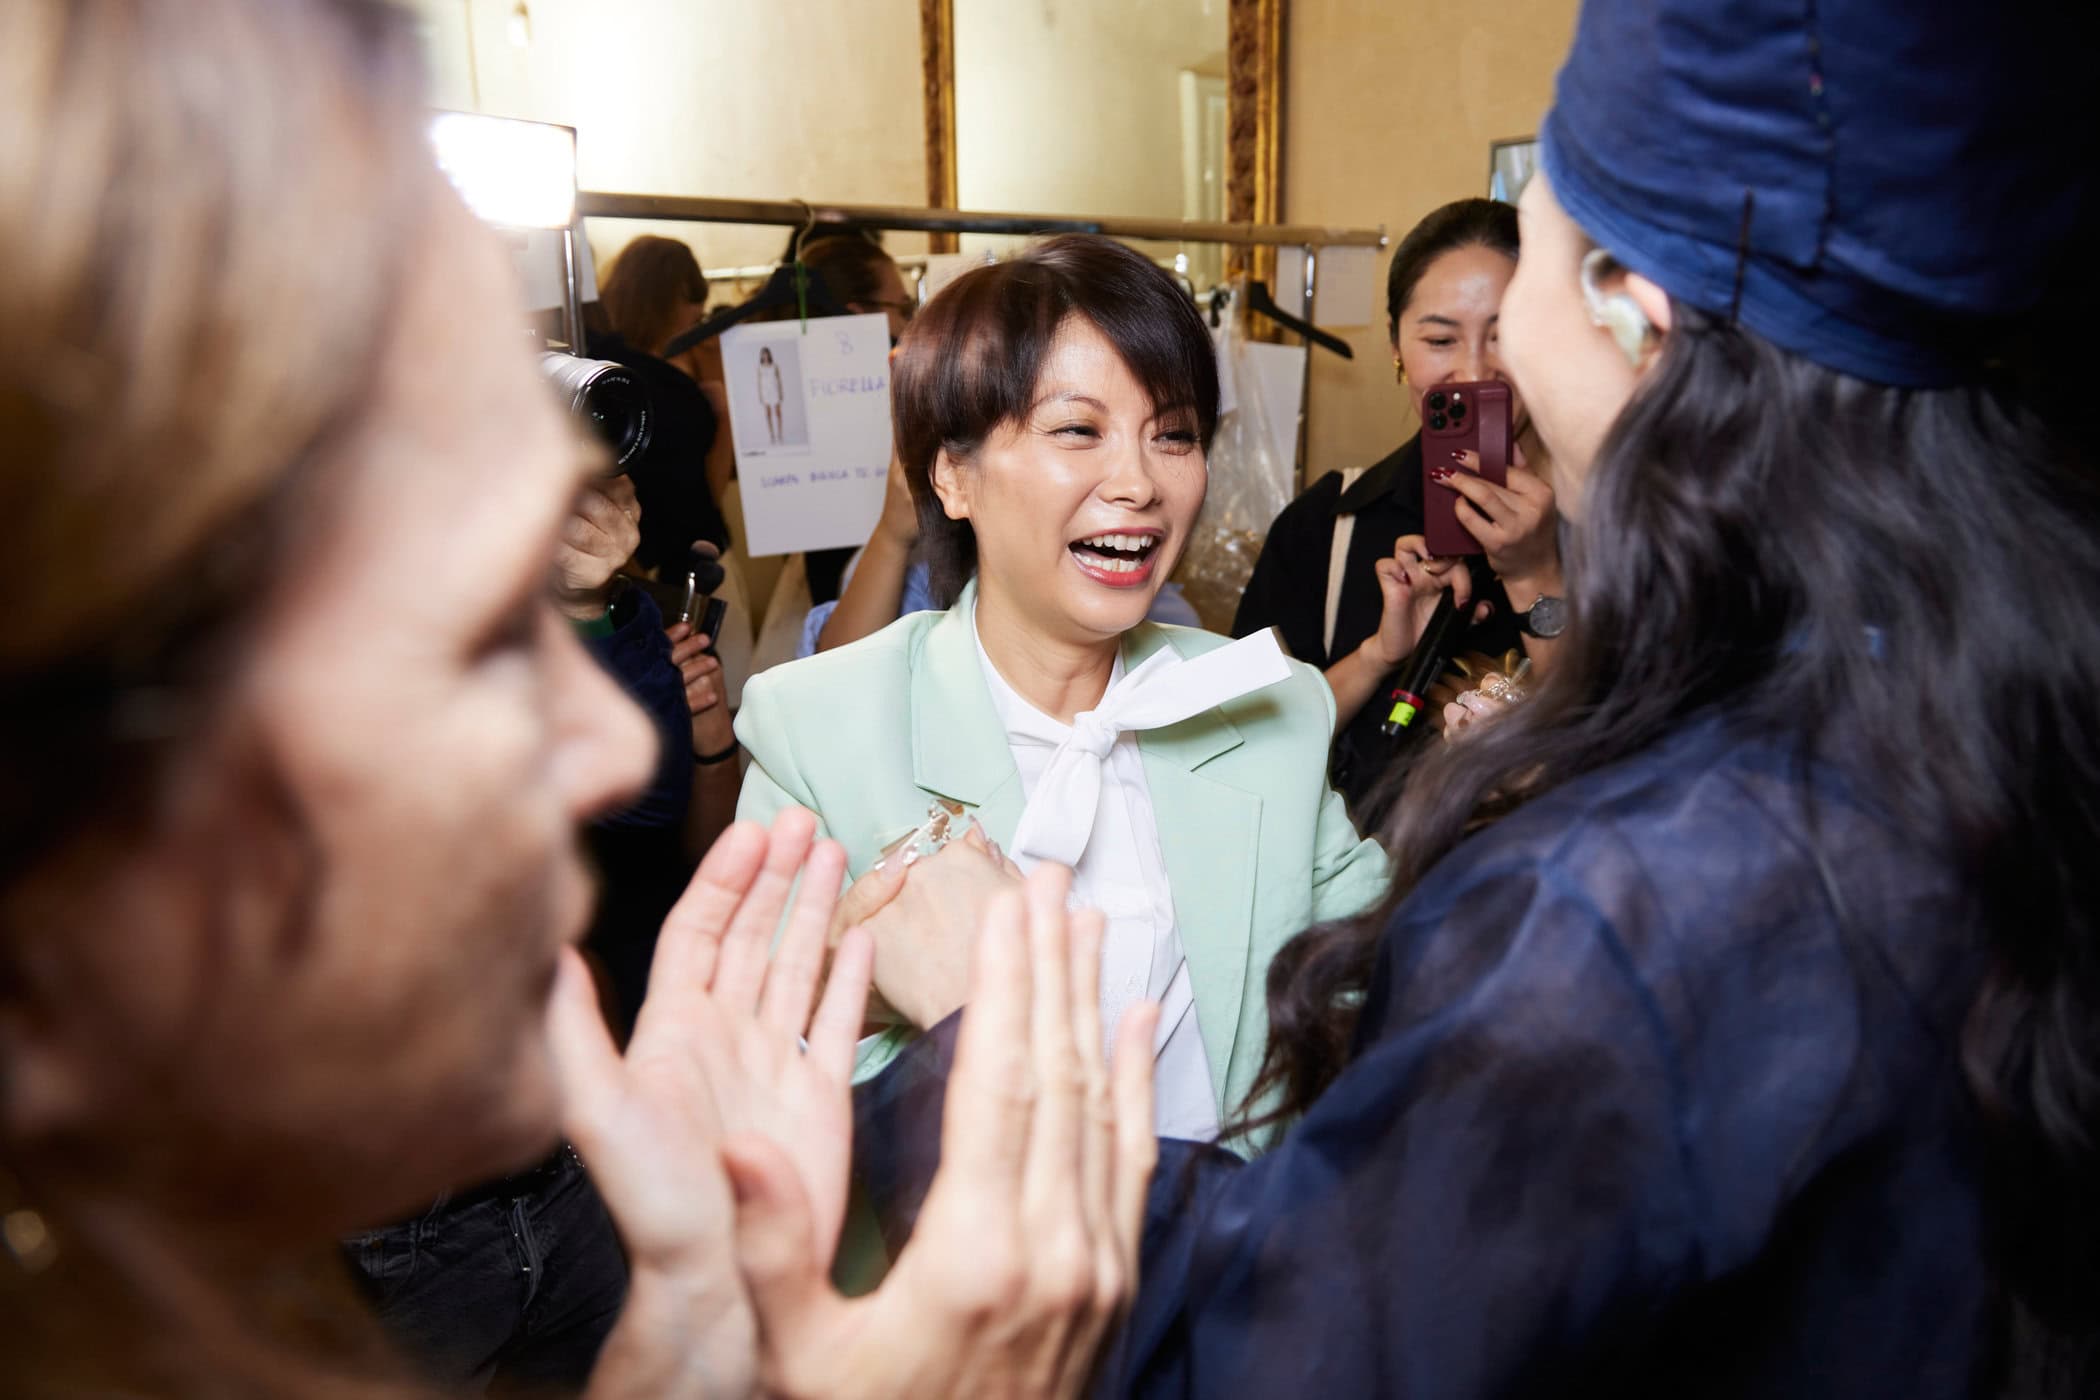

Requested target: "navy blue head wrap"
[{"left": 1540, "top": 0, "right": 2087, "bottom": 387}]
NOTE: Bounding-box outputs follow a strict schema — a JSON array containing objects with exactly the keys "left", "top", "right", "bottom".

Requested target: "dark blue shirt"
[
  {"left": 854, "top": 710, "right": 1991, "bottom": 1396},
  {"left": 585, "top": 586, "right": 690, "bottom": 831}
]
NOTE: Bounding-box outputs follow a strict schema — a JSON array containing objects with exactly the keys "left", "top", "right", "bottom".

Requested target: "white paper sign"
[
  {"left": 722, "top": 313, "right": 893, "bottom": 557},
  {"left": 1313, "top": 245, "right": 1379, "bottom": 328},
  {"left": 1267, "top": 245, "right": 1377, "bottom": 329}
]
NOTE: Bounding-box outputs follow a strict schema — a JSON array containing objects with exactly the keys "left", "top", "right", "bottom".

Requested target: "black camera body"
[{"left": 539, "top": 351, "right": 652, "bottom": 473}]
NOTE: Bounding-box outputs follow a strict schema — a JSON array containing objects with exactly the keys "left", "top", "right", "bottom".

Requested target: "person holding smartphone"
[{"left": 1232, "top": 198, "right": 1565, "bottom": 813}]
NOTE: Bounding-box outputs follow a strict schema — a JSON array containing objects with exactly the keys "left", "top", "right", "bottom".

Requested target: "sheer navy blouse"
[{"left": 853, "top": 709, "right": 1994, "bottom": 1397}]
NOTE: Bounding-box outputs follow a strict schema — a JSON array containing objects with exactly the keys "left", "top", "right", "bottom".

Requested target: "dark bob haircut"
[{"left": 891, "top": 233, "right": 1219, "bottom": 606}]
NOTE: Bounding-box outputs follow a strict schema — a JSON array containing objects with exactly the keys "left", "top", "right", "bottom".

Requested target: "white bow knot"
[
  {"left": 1007, "top": 631, "right": 1291, "bottom": 868},
  {"left": 1069, "top": 713, "right": 1122, "bottom": 762}
]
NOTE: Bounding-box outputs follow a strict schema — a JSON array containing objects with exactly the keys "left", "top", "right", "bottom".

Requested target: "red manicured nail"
[
  {"left": 1428, "top": 466, "right": 1454, "bottom": 481},
  {"left": 1451, "top": 449, "right": 1467, "bottom": 462}
]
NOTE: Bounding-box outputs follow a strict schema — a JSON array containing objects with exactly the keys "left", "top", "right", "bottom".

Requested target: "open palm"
[{"left": 549, "top": 810, "right": 874, "bottom": 1398}]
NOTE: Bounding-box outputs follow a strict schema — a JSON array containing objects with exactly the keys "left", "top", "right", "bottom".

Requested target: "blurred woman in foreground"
[{"left": 0, "top": 3, "right": 1147, "bottom": 1396}]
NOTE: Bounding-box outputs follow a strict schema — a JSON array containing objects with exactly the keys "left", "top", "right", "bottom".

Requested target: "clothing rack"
[
  {"left": 573, "top": 190, "right": 1388, "bottom": 481},
  {"left": 577, "top": 191, "right": 1384, "bottom": 250},
  {"left": 704, "top": 253, "right": 935, "bottom": 288}
]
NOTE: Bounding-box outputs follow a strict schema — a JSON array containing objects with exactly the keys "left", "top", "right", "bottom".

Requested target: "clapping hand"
[
  {"left": 550, "top": 810, "right": 874, "bottom": 1399},
  {"left": 725, "top": 863, "right": 1158, "bottom": 1399}
]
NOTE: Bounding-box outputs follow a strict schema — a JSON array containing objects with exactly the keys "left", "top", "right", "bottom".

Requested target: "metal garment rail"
[
  {"left": 576, "top": 190, "right": 1385, "bottom": 250},
  {"left": 573, "top": 190, "right": 1388, "bottom": 482}
]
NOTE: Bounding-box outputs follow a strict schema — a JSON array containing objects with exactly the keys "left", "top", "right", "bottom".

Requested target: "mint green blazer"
[{"left": 733, "top": 582, "right": 1391, "bottom": 1132}]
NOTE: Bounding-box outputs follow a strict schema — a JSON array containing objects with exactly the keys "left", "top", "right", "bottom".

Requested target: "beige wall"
[
  {"left": 405, "top": 0, "right": 928, "bottom": 276},
  {"left": 1283, "top": 0, "right": 1578, "bottom": 477},
  {"left": 953, "top": 0, "right": 1225, "bottom": 226}
]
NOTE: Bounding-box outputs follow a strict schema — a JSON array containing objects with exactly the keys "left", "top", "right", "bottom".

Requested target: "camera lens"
[
  {"left": 1427, "top": 391, "right": 1447, "bottom": 412},
  {"left": 1451, "top": 398, "right": 1468, "bottom": 420},
  {"left": 539, "top": 352, "right": 654, "bottom": 472},
  {"left": 1429, "top": 413, "right": 1448, "bottom": 431}
]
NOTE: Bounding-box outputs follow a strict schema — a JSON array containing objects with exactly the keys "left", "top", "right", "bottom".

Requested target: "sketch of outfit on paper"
[{"left": 757, "top": 346, "right": 784, "bottom": 445}]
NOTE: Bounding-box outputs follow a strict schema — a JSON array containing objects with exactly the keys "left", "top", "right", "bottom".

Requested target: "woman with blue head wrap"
[{"left": 843, "top": 0, "right": 2099, "bottom": 1394}]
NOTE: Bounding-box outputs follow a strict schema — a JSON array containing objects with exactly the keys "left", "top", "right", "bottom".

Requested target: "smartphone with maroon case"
[{"left": 1420, "top": 380, "right": 1512, "bottom": 557}]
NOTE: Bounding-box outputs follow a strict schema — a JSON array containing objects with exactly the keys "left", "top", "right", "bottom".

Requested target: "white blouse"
[{"left": 971, "top": 616, "right": 1219, "bottom": 1142}]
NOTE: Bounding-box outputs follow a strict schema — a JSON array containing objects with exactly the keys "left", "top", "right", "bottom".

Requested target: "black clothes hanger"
[
  {"left": 660, "top": 261, "right": 850, "bottom": 359},
  {"left": 1243, "top": 279, "right": 1354, "bottom": 359},
  {"left": 661, "top": 200, "right": 856, "bottom": 358}
]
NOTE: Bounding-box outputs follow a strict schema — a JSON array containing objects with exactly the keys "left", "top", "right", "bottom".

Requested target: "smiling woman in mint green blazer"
[{"left": 734, "top": 236, "right": 1417, "bottom": 1143}]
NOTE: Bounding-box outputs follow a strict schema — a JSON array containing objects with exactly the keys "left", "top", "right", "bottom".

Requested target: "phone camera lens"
[
  {"left": 1451, "top": 399, "right": 1468, "bottom": 420},
  {"left": 1429, "top": 413, "right": 1449, "bottom": 431},
  {"left": 1427, "top": 391, "right": 1448, "bottom": 411}
]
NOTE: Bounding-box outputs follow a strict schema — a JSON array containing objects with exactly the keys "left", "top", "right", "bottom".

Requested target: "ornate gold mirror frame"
[{"left": 917, "top": 0, "right": 1286, "bottom": 273}]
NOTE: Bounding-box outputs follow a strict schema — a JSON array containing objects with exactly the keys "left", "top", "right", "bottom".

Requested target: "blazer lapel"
[
  {"left": 1130, "top": 626, "right": 1263, "bottom": 1103},
  {"left": 908, "top": 582, "right": 1027, "bottom": 842}
]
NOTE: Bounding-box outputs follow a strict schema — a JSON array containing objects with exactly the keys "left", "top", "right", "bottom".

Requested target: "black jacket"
[{"left": 1232, "top": 433, "right": 1520, "bottom": 810}]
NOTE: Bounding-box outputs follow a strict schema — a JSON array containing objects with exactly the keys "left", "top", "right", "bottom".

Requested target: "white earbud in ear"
[{"left": 1580, "top": 248, "right": 1653, "bottom": 369}]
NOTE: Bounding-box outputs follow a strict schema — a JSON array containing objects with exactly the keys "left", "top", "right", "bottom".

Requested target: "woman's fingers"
[
  {"left": 1022, "top": 868, "right": 1082, "bottom": 1218},
  {"left": 758, "top": 837, "right": 848, "bottom": 1034},
  {"left": 712, "top": 808, "right": 819, "bottom": 1010},
  {"left": 651, "top": 821, "right": 770, "bottom": 1001},
  {"left": 676, "top": 649, "right": 723, "bottom": 686},
  {"left": 1503, "top": 463, "right": 1550, "bottom": 502},
  {"left": 938, "top": 887, "right": 1034, "bottom": 1192},
  {"left": 806, "top": 926, "right": 874, "bottom": 1077},
  {"left": 1446, "top": 558, "right": 1475, "bottom": 611},
  {"left": 1108, "top": 1000, "right": 1161, "bottom": 1270},
  {"left": 830, "top": 858, "right": 907, "bottom": 945},
  {"left": 1437, "top": 458, "right": 1518, "bottom": 526},
  {"left": 721, "top": 1133, "right": 838, "bottom": 1361},
  {"left": 1452, "top": 493, "right": 1503, "bottom": 545},
  {"left": 1065, "top": 909, "right": 1123, "bottom": 1315}
]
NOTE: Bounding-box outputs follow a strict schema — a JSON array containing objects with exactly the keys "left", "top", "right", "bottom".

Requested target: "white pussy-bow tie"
[{"left": 1007, "top": 630, "right": 1290, "bottom": 867}]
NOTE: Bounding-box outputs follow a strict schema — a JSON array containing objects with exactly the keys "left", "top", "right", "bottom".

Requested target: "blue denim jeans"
[{"left": 346, "top": 1145, "right": 627, "bottom": 1396}]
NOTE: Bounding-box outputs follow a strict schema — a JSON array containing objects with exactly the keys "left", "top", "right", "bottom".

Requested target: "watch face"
[{"left": 1526, "top": 595, "right": 1568, "bottom": 638}]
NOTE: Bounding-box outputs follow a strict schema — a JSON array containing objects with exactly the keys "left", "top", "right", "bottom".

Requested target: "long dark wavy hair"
[{"left": 1246, "top": 301, "right": 2100, "bottom": 1392}]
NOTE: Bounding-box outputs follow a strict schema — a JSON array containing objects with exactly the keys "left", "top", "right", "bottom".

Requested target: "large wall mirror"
[{"left": 922, "top": 0, "right": 1283, "bottom": 286}]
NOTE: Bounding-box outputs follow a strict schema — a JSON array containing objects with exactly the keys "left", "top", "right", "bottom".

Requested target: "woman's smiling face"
[{"left": 930, "top": 314, "right": 1207, "bottom": 648}]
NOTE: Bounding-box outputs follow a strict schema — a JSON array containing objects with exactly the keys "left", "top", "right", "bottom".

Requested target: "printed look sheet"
[{"left": 722, "top": 312, "right": 892, "bottom": 557}]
